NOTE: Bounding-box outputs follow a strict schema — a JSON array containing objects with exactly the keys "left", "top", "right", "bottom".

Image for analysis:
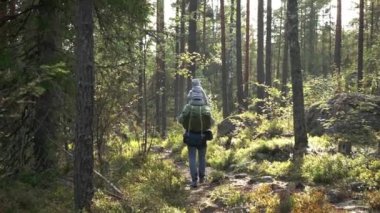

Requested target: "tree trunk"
[
  {"left": 174, "top": 0, "right": 180, "bottom": 119},
  {"left": 203, "top": 0, "right": 207, "bottom": 64},
  {"left": 276, "top": 1, "right": 284, "bottom": 83},
  {"left": 287, "top": 0, "right": 308, "bottom": 155},
  {"left": 244, "top": 0, "right": 250, "bottom": 105},
  {"left": 236, "top": 0, "right": 244, "bottom": 108},
  {"left": 265, "top": 0, "right": 272, "bottom": 87},
  {"left": 256, "top": 0, "right": 265, "bottom": 113},
  {"left": 74, "top": 0, "right": 95, "bottom": 210},
  {"left": 33, "top": 0, "right": 59, "bottom": 172},
  {"left": 358, "top": 0, "right": 364, "bottom": 90},
  {"left": 156, "top": 0, "right": 166, "bottom": 137},
  {"left": 220, "top": 0, "right": 228, "bottom": 118},
  {"left": 179, "top": 0, "right": 186, "bottom": 109},
  {"left": 227, "top": 0, "right": 234, "bottom": 114},
  {"left": 281, "top": 18, "right": 289, "bottom": 97},
  {"left": 188, "top": 0, "right": 198, "bottom": 89},
  {"left": 307, "top": 0, "right": 315, "bottom": 74},
  {"left": 138, "top": 40, "right": 144, "bottom": 124},
  {"left": 334, "top": 0, "right": 342, "bottom": 75}
]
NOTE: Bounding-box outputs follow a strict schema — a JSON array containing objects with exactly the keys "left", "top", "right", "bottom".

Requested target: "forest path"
[{"left": 155, "top": 145, "right": 372, "bottom": 212}]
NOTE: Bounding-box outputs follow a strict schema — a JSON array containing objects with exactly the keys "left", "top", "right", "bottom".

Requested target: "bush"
[
  {"left": 291, "top": 188, "right": 335, "bottom": 213},
  {"left": 302, "top": 154, "right": 349, "bottom": 184},
  {"left": 118, "top": 157, "right": 187, "bottom": 211},
  {"left": 365, "top": 190, "right": 380, "bottom": 210},
  {"left": 211, "top": 185, "right": 248, "bottom": 207},
  {"left": 348, "top": 156, "right": 380, "bottom": 188},
  {"left": 207, "top": 144, "right": 236, "bottom": 170},
  {"left": 208, "top": 170, "right": 226, "bottom": 184},
  {"left": 248, "top": 184, "right": 280, "bottom": 212}
]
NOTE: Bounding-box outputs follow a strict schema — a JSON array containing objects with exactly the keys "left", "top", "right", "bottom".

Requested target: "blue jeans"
[{"left": 188, "top": 145, "right": 207, "bottom": 183}]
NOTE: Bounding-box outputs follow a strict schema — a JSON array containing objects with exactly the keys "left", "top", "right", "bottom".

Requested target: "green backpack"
[{"left": 178, "top": 104, "right": 212, "bottom": 132}]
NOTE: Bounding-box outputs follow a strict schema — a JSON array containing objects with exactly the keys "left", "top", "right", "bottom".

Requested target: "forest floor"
[{"left": 157, "top": 145, "right": 373, "bottom": 213}]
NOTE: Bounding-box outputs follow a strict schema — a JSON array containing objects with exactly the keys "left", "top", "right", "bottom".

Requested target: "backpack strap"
[
  {"left": 200, "top": 106, "right": 203, "bottom": 135},
  {"left": 186, "top": 105, "right": 193, "bottom": 134}
]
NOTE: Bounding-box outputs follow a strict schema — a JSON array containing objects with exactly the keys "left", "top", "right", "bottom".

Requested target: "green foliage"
[
  {"left": 0, "top": 177, "right": 72, "bottom": 212},
  {"left": 208, "top": 170, "right": 226, "bottom": 184},
  {"left": 118, "top": 156, "right": 188, "bottom": 211},
  {"left": 304, "top": 76, "right": 337, "bottom": 107},
  {"left": 348, "top": 155, "right": 380, "bottom": 188},
  {"left": 365, "top": 190, "right": 380, "bottom": 210},
  {"left": 234, "top": 138, "right": 293, "bottom": 163},
  {"left": 263, "top": 160, "right": 293, "bottom": 178},
  {"left": 248, "top": 184, "right": 280, "bottom": 212},
  {"left": 308, "top": 135, "right": 334, "bottom": 149},
  {"left": 291, "top": 188, "right": 334, "bottom": 213},
  {"left": 211, "top": 185, "right": 248, "bottom": 207},
  {"left": 207, "top": 144, "right": 235, "bottom": 170},
  {"left": 302, "top": 154, "right": 350, "bottom": 184}
]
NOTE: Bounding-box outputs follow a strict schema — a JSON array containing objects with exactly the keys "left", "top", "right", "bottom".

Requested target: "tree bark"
[
  {"left": 334, "top": 0, "right": 342, "bottom": 75},
  {"left": 244, "top": 0, "right": 250, "bottom": 104},
  {"left": 281, "top": 18, "right": 289, "bottom": 97},
  {"left": 74, "top": 0, "right": 95, "bottom": 210},
  {"left": 188, "top": 0, "right": 198, "bottom": 89},
  {"left": 256, "top": 0, "right": 265, "bottom": 113},
  {"left": 174, "top": 0, "right": 180, "bottom": 119},
  {"left": 276, "top": 1, "right": 284, "bottom": 82},
  {"left": 227, "top": 0, "right": 235, "bottom": 114},
  {"left": 33, "top": 0, "right": 59, "bottom": 172},
  {"left": 179, "top": 0, "right": 186, "bottom": 109},
  {"left": 358, "top": 0, "right": 364, "bottom": 90},
  {"left": 287, "top": 0, "right": 308, "bottom": 154},
  {"left": 236, "top": 0, "right": 244, "bottom": 108},
  {"left": 220, "top": 0, "right": 228, "bottom": 118},
  {"left": 265, "top": 0, "right": 272, "bottom": 87}
]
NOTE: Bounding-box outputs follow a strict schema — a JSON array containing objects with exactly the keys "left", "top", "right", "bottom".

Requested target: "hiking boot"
[
  {"left": 190, "top": 182, "right": 197, "bottom": 188},
  {"left": 199, "top": 178, "right": 205, "bottom": 184}
]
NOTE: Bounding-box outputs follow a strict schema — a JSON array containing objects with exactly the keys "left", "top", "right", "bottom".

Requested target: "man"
[{"left": 178, "top": 80, "right": 213, "bottom": 188}]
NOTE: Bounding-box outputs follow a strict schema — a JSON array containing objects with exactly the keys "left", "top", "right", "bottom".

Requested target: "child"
[{"left": 187, "top": 78, "right": 209, "bottom": 106}]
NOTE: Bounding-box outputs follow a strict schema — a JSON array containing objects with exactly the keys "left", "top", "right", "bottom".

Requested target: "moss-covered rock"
[
  {"left": 306, "top": 93, "right": 380, "bottom": 143},
  {"left": 217, "top": 112, "right": 259, "bottom": 138}
]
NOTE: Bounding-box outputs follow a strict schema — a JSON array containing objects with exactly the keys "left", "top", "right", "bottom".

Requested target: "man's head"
[{"left": 192, "top": 78, "right": 201, "bottom": 87}]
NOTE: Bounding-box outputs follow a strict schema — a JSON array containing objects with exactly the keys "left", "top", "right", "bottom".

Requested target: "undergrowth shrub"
[
  {"left": 302, "top": 153, "right": 349, "bottom": 184},
  {"left": 291, "top": 188, "right": 335, "bottom": 213},
  {"left": 348, "top": 155, "right": 380, "bottom": 188},
  {"left": 308, "top": 135, "right": 334, "bottom": 150},
  {"left": 0, "top": 177, "right": 72, "bottom": 212},
  {"left": 211, "top": 185, "right": 248, "bottom": 207},
  {"left": 248, "top": 184, "right": 280, "bottom": 212},
  {"left": 208, "top": 170, "right": 226, "bottom": 184},
  {"left": 207, "top": 144, "right": 235, "bottom": 170},
  {"left": 365, "top": 190, "right": 380, "bottom": 210},
  {"left": 118, "top": 156, "right": 187, "bottom": 211}
]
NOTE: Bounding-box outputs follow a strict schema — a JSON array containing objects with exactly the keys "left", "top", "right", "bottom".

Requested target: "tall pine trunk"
[
  {"left": 179, "top": 0, "right": 186, "bottom": 109},
  {"left": 33, "top": 0, "right": 59, "bottom": 172},
  {"left": 281, "top": 18, "right": 289, "bottom": 97},
  {"left": 188, "top": 0, "right": 198, "bottom": 89},
  {"left": 74, "top": 0, "right": 95, "bottom": 210},
  {"left": 265, "top": 0, "right": 272, "bottom": 87},
  {"left": 220, "top": 0, "right": 228, "bottom": 118},
  {"left": 236, "top": 0, "right": 244, "bottom": 108},
  {"left": 287, "top": 0, "right": 308, "bottom": 154},
  {"left": 334, "top": 0, "right": 342, "bottom": 75},
  {"left": 244, "top": 0, "right": 250, "bottom": 103},
  {"left": 174, "top": 0, "right": 180, "bottom": 119},
  {"left": 256, "top": 0, "right": 265, "bottom": 113},
  {"left": 358, "top": 0, "right": 364, "bottom": 90}
]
